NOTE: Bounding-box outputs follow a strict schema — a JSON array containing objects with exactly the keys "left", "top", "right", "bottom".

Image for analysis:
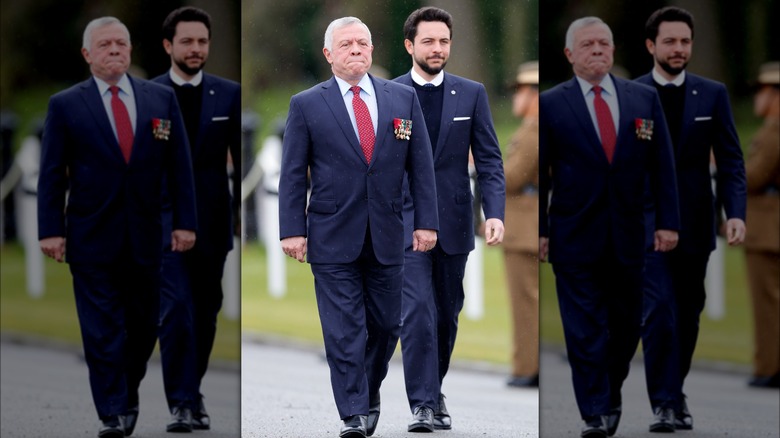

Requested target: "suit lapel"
[
  {"left": 561, "top": 77, "right": 606, "bottom": 164},
  {"left": 321, "top": 77, "right": 368, "bottom": 165},
  {"left": 130, "top": 76, "right": 149, "bottom": 165},
  {"left": 79, "top": 78, "right": 126, "bottom": 163},
  {"left": 614, "top": 76, "right": 635, "bottom": 164},
  {"left": 437, "top": 74, "right": 459, "bottom": 161},
  {"left": 371, "top": 76, "right": 392, "bottom": 168},
  {"left": 196, "top": 74, "right": 218, "bottom": 158}
]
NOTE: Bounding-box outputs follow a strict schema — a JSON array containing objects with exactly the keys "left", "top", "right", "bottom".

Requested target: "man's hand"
[
  {"left": 539, "top": 237, "right": 549, "bottom": 262},
  {"left": 654, "top": 229, "right": 679, "bottom": 252},
  {"left": 281, "top": 236, "right": 307, "bottom": 262},
  {"left": 413, "top": 229, "right": 438, "bottom": 252},
  {"left": 172, "top": 230, "right": 196, "bottom": 252},
  {"left": 484, "top": 218, "right": 505, "bottom": 246},
  {"left": 40, "top": 237, "right": 66, "bottom": 263},
  {"left": 725, "top": 218, "right": 746, "bottom": 246}
]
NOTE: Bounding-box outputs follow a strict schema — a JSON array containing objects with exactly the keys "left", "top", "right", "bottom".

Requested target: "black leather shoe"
[
  {"left": 433, "top": 393, "right": 451, "bottom": 430},
  {"left": 748, "top": 373, "right": 780, "bottom": 388},
  {"left": 649, "top": 407, "right": 675, "bottom": 433},
  {"left": 340, "top": 415, "right": 367, "bottom": 438},
  {"left": 606, "top": 406, "right": 621, "bottom": 437},
  {"left": 581, "top": 416, "right": 608, "bottom": 438},
  {"left": 192, "top": 396, "right": 210, "bottom": 430},
  {"left": 98, "top": 416, "right": 125, "bottom": 438},
  {"left": 123, "top": 405, "right": 139, "bottom": 436},
  {"left": 166, "top": 406, "right": 193, "bottom": 433},
  {"left": 408, "top": 406, "right": 434, "bottom": 433},
  {"left": 674, "top": 398, "right": 693, "bottom": 430},
  {"left": 366, "top": 394, "right": 380, "bottom": 436},
  {"left": 507, "top": 374, "right": 539, "bottom": 388}
]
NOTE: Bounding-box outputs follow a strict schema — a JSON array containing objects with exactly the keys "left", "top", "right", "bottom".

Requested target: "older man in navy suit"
[
  {"left": 540, "top": 17, "right": 680, "bottom": 438},
  {"left": 38, "top": 17, "right": 197, "bottom": 438},
  {"left": 390, "top": 6, "right": 505, "bottom": 434},
  {"left": 635, "top": 7, "right": 746, "bottom": 432},
  {"left": 152, "top": 6, "right": 241, "bottom": 432},
  {"left": 278, "top": 16, "right": 438, "bottom": 438}
]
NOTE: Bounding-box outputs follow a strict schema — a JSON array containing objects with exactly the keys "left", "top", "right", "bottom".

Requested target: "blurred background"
[
  {"left": 240, "top": 0, "right": 538, "bottom": 373},
  {"left": 539, "top": 0, "right": 779, "bottom": 370},
  {"left": 0, "top": 0, "right": 241, "bottom": 365}
]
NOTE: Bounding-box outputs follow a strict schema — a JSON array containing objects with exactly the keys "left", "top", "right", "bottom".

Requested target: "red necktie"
[
  {"left": 593, "top": 86, "right": 616, "bottom": 163},
  {"left": 110, "top": 85, "right": 134, "bottom": 163},
  {"left": 351, "top": 86, "right": 375, "bottom": 163}
]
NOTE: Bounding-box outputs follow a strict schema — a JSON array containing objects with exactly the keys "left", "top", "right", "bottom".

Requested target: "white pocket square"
[
  {"left": 453, "top": 116, "right": 471, "bottom": 121},
  {"left": 212, "top": 116, "right": 230, "bottom": 121},
  {"left": 694, "top": 116, "right": 712, "bottom": 121}
]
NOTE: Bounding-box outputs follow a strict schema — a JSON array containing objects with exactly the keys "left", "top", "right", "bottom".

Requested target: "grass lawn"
[
  {"left": 540, "top": 243, "right": 755, "bottom": 366},
  {"left": 0, "top": 242, "right": 240, "bottom": 362},
  {"left": 241, "top": 242, "right": 514, "bottom": 366}
]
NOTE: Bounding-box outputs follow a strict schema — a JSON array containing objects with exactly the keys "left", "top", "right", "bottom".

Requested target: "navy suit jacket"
[
  {"left": 394, "top": 72, "right": 505, "bottom": 254},
  {"left": 540, "top": 75, "right": 680, "bottom": 265},
  {"left": 635, "top": 72, "right": 746, "bottom": 254},
  {"left": 152, "top": 72, "right": 241, "bottom": 257},
  {"left": 279, "top": 74, "right": 439, "bottom": 265},
  {"left": 38, "top": 76, "right": 197, "bottom": 266}
]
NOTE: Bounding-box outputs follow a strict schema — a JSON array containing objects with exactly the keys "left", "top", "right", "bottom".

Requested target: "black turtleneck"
[
  {"left": 412, "top": 81, "right": 444, "bottom": 153},
  {"left": 654, "top": 80, "right": 686, "bottom": 149},
  {"left": 172, "top": 82, "right": 203, "bottom": 149}
]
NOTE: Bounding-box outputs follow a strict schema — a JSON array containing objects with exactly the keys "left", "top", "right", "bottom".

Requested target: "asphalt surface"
[
  {"left": 540, "top": 347, "right": 780, "bottom": 437},
  {"left": 241, "top": 337, "right": 539, "bottom": 437},
  {"left": 0, "top": 338, "right": 240, "bottom": 437}
]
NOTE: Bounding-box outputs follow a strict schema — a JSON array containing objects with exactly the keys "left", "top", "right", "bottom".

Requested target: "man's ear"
[
  {"left": 163, "top": 39, "right": 173, "bottom": 56},
  {"left": 404, "top": 39, "right": 414, "bottom": 55},
  {"left": 645, "top": 38, "right": 656, "bottom": 56}
]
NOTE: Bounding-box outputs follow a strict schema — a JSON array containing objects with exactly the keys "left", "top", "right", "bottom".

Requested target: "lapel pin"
[
  {"left": 209, "top": 90, "right": 215, "bottom": 95},
  {"left": 692, "top": 90, "right": 698, "bottom": 95},
  {"left": 451, "top": 90, "right": 456, "bottom": 95}
]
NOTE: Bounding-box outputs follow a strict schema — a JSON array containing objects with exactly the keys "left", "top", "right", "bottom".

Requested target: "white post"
[
  {"left": 705, "top": 236, "right": 726, "bottom": 320},
  {"left": 259, "top": 135, "right": 286, "bottom": 298},
  {"left": 464, "top": 237, "right": 485, "bottom": 320},
  {"left": 221, "top": 237, "right": 240, "bottom": 320},
  {"left": 15, "top": 135, "right": 44, "bottom": 297}
]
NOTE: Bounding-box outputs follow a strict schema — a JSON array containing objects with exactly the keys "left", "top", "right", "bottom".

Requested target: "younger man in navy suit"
[
  {"left": 152, "top": 6, "right": 241, "bottom": 432},
  {"left": 636, "top": 6, "right": 746, "bottom": 432},
  {"left": 390, "top": 6, "right": 505, "bottom": 433},
  {"left": 38, "top": 17, "right": 197, "bottom": 438}
]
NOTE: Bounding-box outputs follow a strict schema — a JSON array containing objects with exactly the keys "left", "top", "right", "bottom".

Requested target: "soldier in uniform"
[
  {"left": 503, "top": 61, "right": 540, "bottom": 388},
  {"left": 744, "top": 61, "right": 780, "bottom": 389}
]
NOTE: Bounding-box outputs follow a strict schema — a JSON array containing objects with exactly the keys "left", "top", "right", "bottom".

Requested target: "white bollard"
[
  {"left": 259, "top": 134, "right": 286, "bottom": 298},
  {"left": 221, "top": 237, "right": 240, "bottom": 321},
  {"left": 463, "top": 237, "right": 484, "bottom": 320},
  {"left": 705, "top": 236, "right": 726, "bottom": 320},
  {"left": 15, "top": 135, "right": 44, "bottom": 298}
]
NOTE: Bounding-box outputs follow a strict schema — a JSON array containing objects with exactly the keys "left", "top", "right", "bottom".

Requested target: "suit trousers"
[
  {"left": 642, "top": 249, "right": 709, "bottom": 406},
  {"left": 311, "top": 229, "right": 403, "bottom": 419},
  {"left": 503, "top": 250, "right": 539, "bottom": 377},
  {"left": 552, "top": 255, "right": 643, "bottom": 420},
  {"left": 641, "top": 250, "right": 682, "bottom": 409},
  {"left": 745, "top": 250, "right": 780, "bottom": 377},
  {"left": 69, "top": 253, "right": 160, "bottom": 420},
  {"left": 159, "top": 249, "right": 198, "bottom": 410}
]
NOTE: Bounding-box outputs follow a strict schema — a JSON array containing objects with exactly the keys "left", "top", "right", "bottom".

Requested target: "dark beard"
[
  {"left": 658, "top": 58, "right": 687, "bottom": 76},
  {"left": 416, "top": 57, "right": 447, "bottom": 76},
  {"left": 175, "top": 58, "right": 205, "bottom": 76}
]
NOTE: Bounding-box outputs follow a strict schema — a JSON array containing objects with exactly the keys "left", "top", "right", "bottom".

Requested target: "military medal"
[
  {"left": 393, "top": 118, "right": 412, "bottom": 140},
  {"left": 635, "top": 118, "right": 654, "bottom": 141},
  {"left": 152, "top": 118, "right": 172, "bottom": 140}
]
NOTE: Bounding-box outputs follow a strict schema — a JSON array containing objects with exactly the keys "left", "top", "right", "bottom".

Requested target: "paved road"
[
  {"left": 0, "top": 338, "right": 240, "bottom": 437},
  {"left": 540, "top": 347, "right": 780, "bottom": 437},
  {"left": 241, "top": 337, "right": 539, "bottom": 437}
]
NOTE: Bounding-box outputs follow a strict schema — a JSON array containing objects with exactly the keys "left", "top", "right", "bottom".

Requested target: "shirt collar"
[
  {"left": 575, "top": 74, "right": 617, "bottom": 97},
  {"left": 335, "top": 74, "right": 375, "bottom": 97},
  {"left": 652, "top": 68, "right": 686, "bottom": 87},
  {"left": 94, "top": 74, "right": 133, "bottom": 96},
  {"left": 410, "top": 68, "right": 444, "bottom": 87},
  {"left": 169, "top": 69, "right": 203, "bottom": 87}
]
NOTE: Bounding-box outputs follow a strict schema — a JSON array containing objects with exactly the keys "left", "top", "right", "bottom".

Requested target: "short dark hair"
[
  {"left": 645, "top": 6, "right": 694, "bottom": 42},
  {"left": 403, "top": 6, "right": 453, "bottom": 42},
  {"left": 162, "top": 6, "right": 212, "bottom": 42}
]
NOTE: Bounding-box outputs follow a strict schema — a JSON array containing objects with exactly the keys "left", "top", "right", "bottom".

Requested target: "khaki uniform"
[
  {"left": 744, "top": 117, "right": 780, "bottom": 377},
  {"left": 502, "top": 118, "right": 539, "bottom": 377}
]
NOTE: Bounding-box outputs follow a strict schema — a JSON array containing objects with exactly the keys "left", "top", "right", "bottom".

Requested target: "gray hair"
[
  {"left": 323, "top": 16, "right": 372, "bottom": 52},
  {"left": 82, "top": 16, "right": 130, "bottom": 50},
  {"left": 565, "top": 16, "right": 612, "bottom": 50}
]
